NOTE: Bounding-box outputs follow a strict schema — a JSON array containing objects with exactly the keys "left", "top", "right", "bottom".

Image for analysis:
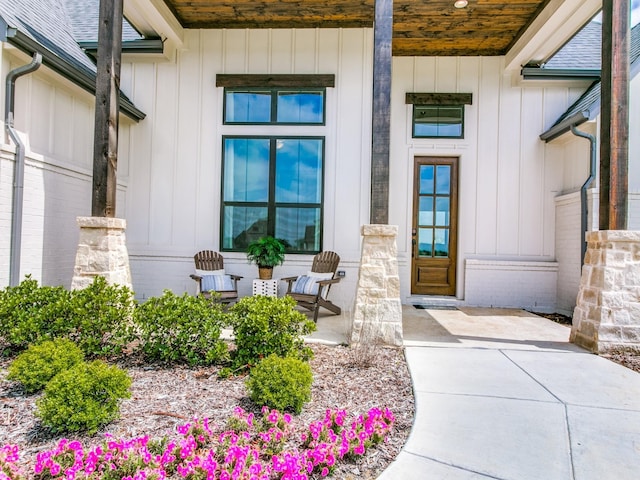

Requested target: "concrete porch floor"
[{"left": 306, "top": 305, "right": 640, "bottom": 480}]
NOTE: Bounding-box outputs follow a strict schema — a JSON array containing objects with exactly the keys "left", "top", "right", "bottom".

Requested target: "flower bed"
[{"left": 1, "top": 406, "right": 395, "bottom": 480}]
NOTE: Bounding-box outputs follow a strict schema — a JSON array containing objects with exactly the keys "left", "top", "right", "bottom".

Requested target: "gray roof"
[
  {"left": 0, "top": 0, "right": 97, "bottom": 75},
  {"left": 64, "top": 0, "right": 142, "bottom": 43},
  {"left": 545, "top": 21, "right": 602, "bottom": 70},
  {"left": 541, "top": 22, "right": 640, "bottom": 141},
  {"left": 0, "top": 0, "right": 145, "bottom": 120}
]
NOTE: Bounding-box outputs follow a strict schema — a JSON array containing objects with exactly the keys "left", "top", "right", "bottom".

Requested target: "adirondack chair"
[
  {"left": 281, "top": 251, "right": 342, "bottom": 322},
  {"left": 189, "top": 251, "right": 242, "bottom": 303}
]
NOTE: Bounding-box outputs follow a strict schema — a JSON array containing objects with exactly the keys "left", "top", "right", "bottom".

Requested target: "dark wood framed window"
[
  {"left": 406, "top": 92, "right": 472, "bottom": 139},
  {"left": 221, "top": 136, "right": 324, "bottom": 254}
]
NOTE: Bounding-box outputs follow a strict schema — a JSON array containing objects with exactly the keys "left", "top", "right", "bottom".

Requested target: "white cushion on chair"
[
  {"left": 306, "top": 271, "right": 334, "bottom": 280},
  {"left": 196, "top": 268, "right": 225, "bottom": 277},
  {"left": 201, "top": 274, "right": 234, "bottom": 292}
]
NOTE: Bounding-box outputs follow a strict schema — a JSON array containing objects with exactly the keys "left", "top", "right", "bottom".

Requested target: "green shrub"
[
  {"left": 7, "top": 338, "right": 84, "bottom": 393},
  {"left": 36, "top": 360, "right": 132, "bottom": 434},
  {"left": 0, "top": 276, "right": 71, "bottom": 352},
  {"left": 246, "top": 354, "right": 313, "bottom": 414},
  {"left": 0, "top": 276, "right": 134, "bottom": 357},
  {"left": 66, "top": 276, "right": 135, "bottom": 357},
  {"left": 130, "top": 290, "right": 228, "bottom": 366},
  {"left": 229, "top": 296, "right": 315, "bottom": 371}
]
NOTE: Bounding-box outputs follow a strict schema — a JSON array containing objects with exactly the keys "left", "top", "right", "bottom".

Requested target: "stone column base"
[
  {"left": 70, "top": 216, "right": 132, "bottom": 290},
  {"left": 571, "top": 230, "right": 640, "bottom": 354},
  {"left": 350, "top": 224, "right": 403, "bottom": 347}
]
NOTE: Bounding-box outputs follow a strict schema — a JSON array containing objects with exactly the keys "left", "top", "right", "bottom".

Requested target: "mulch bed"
[{"left": 0, "top": 343, "right": 414, "bottom": 479}]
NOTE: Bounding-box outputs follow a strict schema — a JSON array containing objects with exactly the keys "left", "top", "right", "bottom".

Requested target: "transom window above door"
[{"left": 406, "top": 92, "right": 473, "bottom": 139}]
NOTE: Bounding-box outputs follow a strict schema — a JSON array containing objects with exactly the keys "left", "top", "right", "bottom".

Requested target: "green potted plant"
[{"left": 246, "top": 236, "right": 286, "bottom": 279}]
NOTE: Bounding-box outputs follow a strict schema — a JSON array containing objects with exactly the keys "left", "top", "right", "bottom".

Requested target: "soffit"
[{"left": 160, "top": 0, "right": 550, "bottom": 56}]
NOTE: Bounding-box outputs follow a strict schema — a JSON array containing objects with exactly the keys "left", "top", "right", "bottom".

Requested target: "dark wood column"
[
  {"left": 370, "top": 0, "right": 393, "bottom": 225},
  {"left": 599, "top": 0, "right": 630, "bottom": 230},
  {"left": 92, "top": 0, "right": 123, "bottom": 217}
]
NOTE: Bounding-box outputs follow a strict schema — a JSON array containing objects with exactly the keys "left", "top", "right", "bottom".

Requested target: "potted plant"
[{"left": 246, "top": 236, "right": 286, "bottom": 279}]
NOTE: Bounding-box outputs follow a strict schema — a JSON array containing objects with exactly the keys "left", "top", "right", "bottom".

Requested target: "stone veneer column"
[
  {"left": 71, "top": 216, "right": 132, "bottom": 290},
  {"left": 350, "top": 224, "right": 403, "bottom": 346},
  {"left": 571, "top": 230, "right": 640, "bottom": 353}
]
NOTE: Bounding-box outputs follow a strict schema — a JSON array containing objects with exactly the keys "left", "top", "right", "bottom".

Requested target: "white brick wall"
[
  {"left": 554, "top": 192, "right": 582, "bottom": 316},
  {"left": 0, "top": 150, "right": 92, "bottom": 287},
  {"left": 464, "top": 259, "right": 558, "bottom": 312}
]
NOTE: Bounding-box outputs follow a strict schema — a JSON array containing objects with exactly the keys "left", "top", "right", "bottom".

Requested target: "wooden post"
[
  {"left": 370, "top": 0, "right": 393, "bottom": 225},
  {"left": 599, "top": 0, "right": 630, "bottom": 230},
  {"left": 92, "top": 0, "right": 123, "bottom": 217}
]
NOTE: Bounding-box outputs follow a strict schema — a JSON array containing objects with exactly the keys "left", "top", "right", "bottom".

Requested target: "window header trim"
[
  {"left": 406, "top": 93, "right": 473, "bottom": 105},
  {"left": 216, "top": 74, "right": 335, "bottom": 88}
]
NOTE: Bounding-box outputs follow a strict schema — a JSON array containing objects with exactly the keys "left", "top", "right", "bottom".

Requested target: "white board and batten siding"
[
  {"left": 0, "top": 49, "right": 131, "bottom": 288},
  {"left": 120, "top": 29, "right": 374, "bottom": 304},
  {"left": 391, "top": 56, "right": 588, "bottom": 311}
]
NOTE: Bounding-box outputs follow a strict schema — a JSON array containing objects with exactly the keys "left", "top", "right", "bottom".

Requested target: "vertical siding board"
[
  {"left": 519, "top": 88, "right": 545, "bottom": 256},
  {"left": 127, "top": 63, "right": 156, "bottom": 245},
  {"left": 224, "top": 30, "right": 248, "bottom": 73},
  {"left": 29, "top": 78, "right": 51, "bottom": 154},
  {"left": 496, "top": 70, "right": 521, "bottom": 255},
  {"left": 435, "top": 57, "right": 458, "bottom": 91},
  {"left": 148, "top": 61, "right": 178, "bottom": 246},
  {"left": 413, "top": 57, "right": 436, "bottom": 92},
  {"left": 390, "top": 56, "right": 414, "bottom": 257},
  {"left": 475, "top": 56, "right": 501, "bottom": 255},
  {"left": 53, "top": 89, "right": 73, "bottom": 161},
  {"left": 333, "top": 29, "right": 370, "bottom": 257},
  {"left": 248, "top": 30, "right": 270, "bottom": 73},
  {"left": 318, "top": 29, "right": 341, "bottom": 250},
  {"left": 293, "top": 29, "right": 317, "bottom": 73},
  {"left": 197, "top": 30, "right": 223, "bottom": 248},
  {"left": 457, "top": 57, "right": 480, "bottom": 258},
  {"left": 172, "top": 31, "right": 201, "bottom": 246},
  {"left": 270, "top": 30, "right": 293, "bottom": 73}
]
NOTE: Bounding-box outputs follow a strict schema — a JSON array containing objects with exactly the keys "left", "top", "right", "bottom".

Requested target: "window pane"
[
  {"left": 434, "top": 228, "right": 449, "bottom": 257},
  {"left": 275, "top": 139, "right": 323, "bottom": 203},
  {"left": 419, "top": 197, "right": 433, "bottom": 226},
  {"left": 436, "top": 165, "right": 451, "bottom": 194},
  {"left": 420, "top": 165, "right": 434, "bottom": 194},
  {"left": 225, "top": 91, "right": 271, "bottom": 123},
  {"left": 435, "top": 197, "right": 450, "bottom": 226},
  {"left": 224, "top": 138, "right": 270, "bottom": 202},
  {"left": 277, "top": 91, "right": 324, "bottom": 123},
  {"left": 222, "top": 206, "right": 268, "bottom": 249},
  {"left": 413, "top": 105, "right": 463, "bottom": 138},
  {"left": 418, "top": 227, "right": 433, "bottom": 257},
  {"left": 275, "top": 207, "right": 321, "bottom": 252}
]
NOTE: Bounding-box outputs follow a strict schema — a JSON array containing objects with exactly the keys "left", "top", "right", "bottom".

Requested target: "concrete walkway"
[{"left": 309, "top": 306, "right": 640, "bottom": 480}]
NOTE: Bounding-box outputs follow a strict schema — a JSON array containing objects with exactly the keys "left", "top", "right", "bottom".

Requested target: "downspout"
[
  {"left": 5, "top": 52, "right": 42, "bottom": 286},
  {"left": 570, "top": 125, "right": 597, "bottom": 265}
]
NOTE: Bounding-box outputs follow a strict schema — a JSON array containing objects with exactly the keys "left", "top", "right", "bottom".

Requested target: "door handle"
[{"left": 412, "top": 238, "right": 416, "bottom": 258}]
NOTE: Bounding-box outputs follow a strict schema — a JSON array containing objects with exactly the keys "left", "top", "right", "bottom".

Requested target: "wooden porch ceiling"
[{"left": 161, "top": 0, "right": 549, "bottom": 56}]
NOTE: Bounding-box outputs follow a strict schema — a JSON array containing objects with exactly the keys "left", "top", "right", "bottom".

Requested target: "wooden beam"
[
  {"left": 406, "top": 93, "right": 473, "bottom": 105},
  {"left": 216, "top": 74, "right": 335, "bottom": 88},
  {"left": 370, "top": 0, "right": 392, "bottom": 225},
  {"left": 599, "top": 0, "right": 630, "bottom": 230},
  {"left": 92, "top": 0, "right": 123, "bottom": 217}
]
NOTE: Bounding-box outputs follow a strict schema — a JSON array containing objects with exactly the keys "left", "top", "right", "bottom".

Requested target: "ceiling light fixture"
[{"left": 454, "top": 0, "right": 468, "bottom": 8}]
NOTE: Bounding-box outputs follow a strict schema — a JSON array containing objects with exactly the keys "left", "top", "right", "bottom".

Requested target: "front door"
[{"left": 411, "top": 157, "right": 458, "bottom": 295}]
